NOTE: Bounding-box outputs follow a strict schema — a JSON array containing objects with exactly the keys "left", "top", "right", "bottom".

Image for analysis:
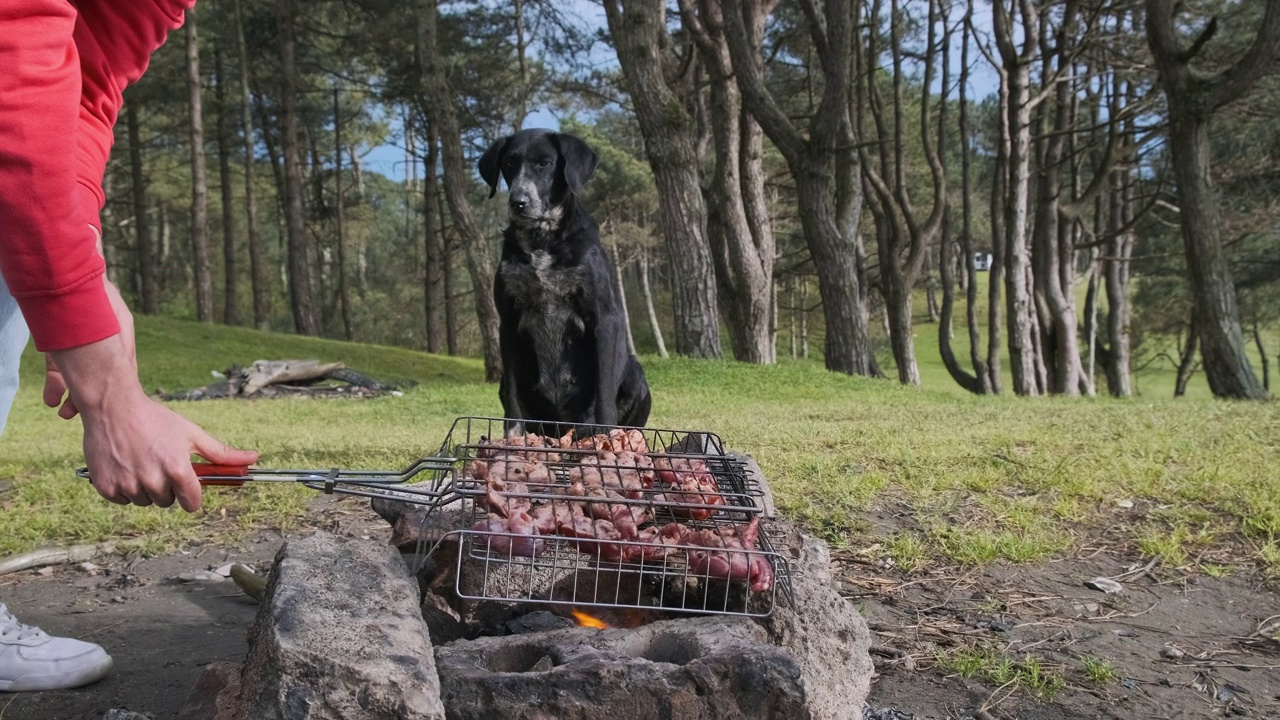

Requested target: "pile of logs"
[{"left": 160, "top": 360, "right": 405, "bottom": 401}]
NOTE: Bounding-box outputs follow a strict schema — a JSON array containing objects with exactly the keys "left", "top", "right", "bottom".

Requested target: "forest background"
[{"left": 104, "top": 0, "right": 1280, "bottom": 400}]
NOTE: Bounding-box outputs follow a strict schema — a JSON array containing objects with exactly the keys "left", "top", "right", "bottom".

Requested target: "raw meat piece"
[
  {"left": 471, "top": 511, "right": 545, "bottom": 558},
  {"left": 679, "top": 517, "right": 773, "bottom": 592}
]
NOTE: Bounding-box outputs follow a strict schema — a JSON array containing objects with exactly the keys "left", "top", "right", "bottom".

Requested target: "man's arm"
[
  {"left": 0, "top": 0, "right": 256, "bottom": 511},
  {"left": 0, "top": 0, "right": 117, "bottom": 351}
]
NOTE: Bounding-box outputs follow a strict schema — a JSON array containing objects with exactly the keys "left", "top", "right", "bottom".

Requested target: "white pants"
[{"left": 0, "top": 273, "right": 30, "bottom": 438}]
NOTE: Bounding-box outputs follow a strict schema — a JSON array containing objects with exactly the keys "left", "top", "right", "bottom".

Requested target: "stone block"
[
  {"left": 234, "top": 532, "right": 445, "bottom": 720},
  {"left": 435, "top": 615, "right": 810, "bottom": 720}
]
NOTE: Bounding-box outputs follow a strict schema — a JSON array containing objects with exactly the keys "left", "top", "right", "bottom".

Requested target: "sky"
[{"left": 358, "top": 107, "right": 561, "bottom": 180}]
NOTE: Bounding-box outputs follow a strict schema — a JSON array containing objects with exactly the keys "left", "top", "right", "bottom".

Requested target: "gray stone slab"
[
  {"left": 763, "top": 521, "right": 874, "bottom": 720},
  {"left": 234, "top": 532, "right": 445, "bottom": 720},
  {"left": 435, "top": 615, "right": 811, "bottom": 719}
]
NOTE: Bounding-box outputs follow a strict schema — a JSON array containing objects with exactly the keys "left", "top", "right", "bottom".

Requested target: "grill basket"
[{"left": 402, "top": 417, "right": 794, "bottom": 618}]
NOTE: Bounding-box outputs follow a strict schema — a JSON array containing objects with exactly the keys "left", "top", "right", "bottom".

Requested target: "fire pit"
[{"left": 174, "top": 419, "right": 873, "bottom": 720}]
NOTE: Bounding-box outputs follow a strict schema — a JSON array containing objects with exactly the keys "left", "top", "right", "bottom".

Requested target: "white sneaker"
[{"left": 0, "top": 604, "right": 113, "bottom": 691}]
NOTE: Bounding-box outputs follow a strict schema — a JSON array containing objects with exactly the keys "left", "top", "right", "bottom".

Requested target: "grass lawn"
[{"left": 1, "top": 315, "right": 1277, "bottom": 577}]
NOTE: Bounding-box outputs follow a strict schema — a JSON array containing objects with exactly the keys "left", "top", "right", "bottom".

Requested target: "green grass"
[
  {"left": 0, "top": 315, "right": 1277, "bottom": 574},
  {"left": 935, "top": 646, "right": 1068, "bottom": 698},
  {"left": 1079, "top": 655, "right": 1119, "bottom": 685}
]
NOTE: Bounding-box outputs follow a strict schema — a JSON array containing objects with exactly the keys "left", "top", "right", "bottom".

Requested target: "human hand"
[
  {"left": 80, "top": 387, "right": 259, "bottom": 511},
  {"left": 52, "top": 334, "right": 258, "bottom": 512}
]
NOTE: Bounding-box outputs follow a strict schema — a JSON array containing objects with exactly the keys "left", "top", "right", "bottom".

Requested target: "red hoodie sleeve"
[{"left": 0, "top": 0, "right": 191, "bottom": 352}]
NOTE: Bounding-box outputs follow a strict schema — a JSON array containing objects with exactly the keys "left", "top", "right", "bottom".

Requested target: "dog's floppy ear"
[
  {"left": 553, "top": 133, "right": 598, "bottom": 196},
  {"left": 477, "top": 135, "right": 510, "bottom": 199}
]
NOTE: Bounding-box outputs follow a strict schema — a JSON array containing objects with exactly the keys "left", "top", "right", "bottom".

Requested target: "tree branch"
[
  {"left": 1206, "top": 6, "right": 1280, "bottom": 111},
  {"left": 721, "top": 1, "right": 806, "bottom": 166}
]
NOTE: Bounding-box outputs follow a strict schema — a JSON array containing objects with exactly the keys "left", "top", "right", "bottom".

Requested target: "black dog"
[{"left": 479, "top": 128, "right": 651, "bottom": 436}]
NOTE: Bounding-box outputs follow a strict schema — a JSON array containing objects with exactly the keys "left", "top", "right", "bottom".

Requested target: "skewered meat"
[
  {"left": 651, "top": 455, "right": 724, "bottom": 519},
  {"left": 571, "top": 428, "right": 649, "bottom": 454},
  {"left": 626, "top": 522, "right": 689, "bottom": 562},
  {"left": 568, "top": 460, "right": 654, "bottom": 531},
  {"left": 483, "top": 475, "right": 531, "bottom": 517},
  {"left": 471, "top": 511, "right": 545, "bottom": 557},
  {"left": 470, "top": 454, "right": 554, "bottom": 486},
  {"left": 528, "top": 500, "right": 583, "bottom": 535},
  {"left": 556, "top": 515, "right": 674, "bottom": 563},
  {"left": 575, "top": 450, "right": 655, "bottom": 499},
  {"left": 557, "top": 516, "right": 629, "bottom": 562},
  {"left": 680, "top": 516, "right": 773, "bottom": 592},
  {"left": 473, "top": 455, "right": 552, "bottom": 517},
  {"left": 476, "top": 430, "right": 574, "bottom": 462}
]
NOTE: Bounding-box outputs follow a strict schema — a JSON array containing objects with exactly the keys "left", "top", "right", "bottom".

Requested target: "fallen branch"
[
  {"left": 0, "top": 542, "right": 117, "bottom": 576},
  {"left": 1084, "top": 601, "right": 1159, "bottom": 621},
  {"left": 1109, "top": 554, "right": 1161, "bottom": 582}
]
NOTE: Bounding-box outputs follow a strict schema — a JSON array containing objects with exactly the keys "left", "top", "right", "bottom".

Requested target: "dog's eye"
[{"left": 537, "top": 160, "right": 552, "bottom": 168}]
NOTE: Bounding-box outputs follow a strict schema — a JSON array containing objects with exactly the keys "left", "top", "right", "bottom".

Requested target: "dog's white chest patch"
[
  {"left": 507, "top": 251, "right": 585, "bottom": 300},
  {"left": 531, "top": 250, "right": 553, "bottom": 276}
]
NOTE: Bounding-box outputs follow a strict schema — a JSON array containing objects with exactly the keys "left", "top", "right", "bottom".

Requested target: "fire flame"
[{"left": 570, "top": 609, "right": 609, "bottom": 629}]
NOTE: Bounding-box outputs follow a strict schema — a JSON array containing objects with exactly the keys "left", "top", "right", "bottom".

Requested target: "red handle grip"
[{"left": 193, "top": 462, "right": 250, "bottom": 487}]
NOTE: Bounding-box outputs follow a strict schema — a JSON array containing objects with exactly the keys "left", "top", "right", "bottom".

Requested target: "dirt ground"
[
  {"left": 0, "top": 534, "right": 274, "bottom": 720},
  {"left": 0, "top": 497, "right": 388, "bottom": 720},
  {"left": 846, "top": 546, "right": 1280, "bottom": 719},
  {"left": 0, "top": 496, "right": 1277, "bottom": 720}
]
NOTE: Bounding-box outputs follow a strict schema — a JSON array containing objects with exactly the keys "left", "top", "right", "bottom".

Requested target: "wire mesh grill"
[{"left": 418, "top": 417, "right": 794, "bottom": 618}]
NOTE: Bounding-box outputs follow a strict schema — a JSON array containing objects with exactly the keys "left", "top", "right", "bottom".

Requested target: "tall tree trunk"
[
  {"left": 405, "top": 119, "right": 417, "bottom": 248},
  {"left": 939, "top": 210, "right": 983, "bottom": 393},
  {"left": 423, "top": 118, "right": 444, "bottom": 354},
  {"left": 233, "top": 0, "right": 268, "bottom": 329},
  {"left": 419, "top": 0, "right": 501, "bottom": 380},
  {"left": 682, "top": 0, "right": 776, "bottom": 364},
  {"left": 308, "top": 134, "right": 331, "bottom": 328},
  {"left": 857, "top": 0, "right": 948, "bottom": 386},
  {"left": 1029, "top": 1, "right": 1087, "bottom": 396},
  {"left": 799, "top": 277, "right": 809, "bottom": 359},
  {"left": 443, "top": 226, "right": 459, "bottom": 356},
  {"left": 638, "top": 246, "right": 668, "bottom": 359},
  {"left": 1175, "top": 317, "right": 1199, "bottom": 397},
  {"left": 1145, "top": 0, "right": 1277, "bottom": 400},
  {"left": 158, "top": 198, "right": 171, "bottom": 269},
  {"left": 787, "top": 276, "right": 796, "bottom": 359},
  {"left": 277, "top": 0, "right": 319, "bottom": 335},
  {"left": 185, "top": 10, "right": 214, "bottom": 323},
  {"left": 126, "top": 102, "right": 159, "bottom": 316},
  {"left": 214, "top": 46, "right": 239, "bottom": 326},
  {"left": 993, "top": 0, "right": 1039, "bottom": 395},
  {"left": 722, "top": 0, "right": 877, "bottom": 376},
  {"left": 333, "top": 88, "right": 353, "bottom": 341},
  {"left": 924, "top": 250, "right": 939, "bottom": 324},
  {"left": 348, "top": 145, "right": 368, "bottom": 297},
  {"left": 603, "top": 0, "right": 722, "bottom": 359},
  {"left": 611, "top": 244, "right": 637, "bottom": 356},
  {"left": 1104, "top": 167, "right": 1134, "bottom": 398},
  {"left": 1083, "top": 252, "right": 1099, "bottom": 391},
  {"left": 986, "top": 111, "right": 1005, "bottom": 395},
  {"left": 957, "top": 1, "right": 983, "bottom": 392},
  {"left": 1253, "top": 324, "right": 1269, "bottom": 393}
]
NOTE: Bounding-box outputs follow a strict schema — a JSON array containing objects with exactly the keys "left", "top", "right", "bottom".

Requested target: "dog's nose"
[{"left": 511, "top": 198, "right": 528, "bottom": 210}]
